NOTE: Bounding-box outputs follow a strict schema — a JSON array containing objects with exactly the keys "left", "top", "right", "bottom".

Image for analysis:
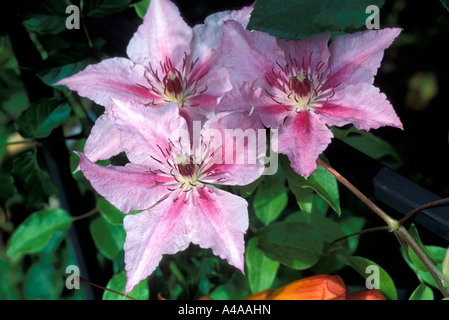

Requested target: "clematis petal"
[
  {"left": 277, "top": 32, "right": 331, "bottom": 74},
  {"left": 220, "top": 20, "right": 285, "bottom": 88},
  {"left": 187, "top": 186, "right": 249, "bottom": 272},
  {"left": 189, "top": 3, "right": 254, "bottom": 74},
  {"left": 110, "top": 99, "right": 189, "bottom": 168},
  {"left": 56, "top": 58, "right": 157, "bottom": 108},
  {"left": 325, "top": 28, "right": 401, "bottom": 89},
  {"left": 123, "top": 192, "right": 191, "bottom": 294},
  {"left": 126, "top": 0, "right": 192, "bottom": 69},
  {"left": 216, "top": 82, "right": 288, "bottom": 129},
  {"left": 187, "top": 66, "right": 232, "bottom": 111},
  {"left": 318, "top": 83, "right": 403, "bottom": 130},
  {"left": 83, "top": 113, "right": 123, "bottom": 163},
  {"left": 200, "top": 111, "right": 265, "bottom": 186},
  {"left": 76, "top": 152, "right": 173, "bottom": 214},
  {"left": 278, "top": 111, "right": 333, "bottom": 177}
]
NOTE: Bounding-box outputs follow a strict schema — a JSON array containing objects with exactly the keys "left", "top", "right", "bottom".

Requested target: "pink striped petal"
[
  {"left": 278, "top": 111, "right": 333, "bottom": 177},
  {"left": 110, "top": 99, "right": 189, "bottom": 168},
  {"left": 189, "top": 3, "right": 254, "bottom": 74},
  {"left": 126, "top": 0, "right": 192, "bottom": 69},
  {"left": 217, "top": 82, "right": 289, "bottom": 129},
  {"left": 77, "top": 152, "right": 173, "bottom": 214},
  {"left": 220, "top": 20, "right": 284, "bottom": 88},
  {"left": 325, "top": 28, "right": 401, "bottom": 89},
  {"left": 201, "top": 111, "right": 265, "bottom": 186},
  {"left": 84, "top": 113, "right": 123, "bottom": 163},
  {"left": 187, "top": 66, "right": 232, "bottom": 110},
  {"left": 277, "top": 32, "right": 331, "bottom": 74},
  {"left": 123, "top": 192, "right": 190, "bottom": 294},
  {"left": 188, "top": 186, "right": 249, "bottom": 273},
  {"left": 318, "top": 83, "right": 403, "bottom": 130},
  {"left": 56, "top": 58, "right": 156, "bottom": 108}
]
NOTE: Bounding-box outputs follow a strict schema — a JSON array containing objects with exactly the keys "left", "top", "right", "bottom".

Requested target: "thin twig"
[
  {"left": 326, "top": 226, "right": 391, "bottom": 254},
  {"left": 317, "top": 158, "right": 397, "bottom": 228},
  {"left": 398, "top": 197, "right": 449, "bottom": 228},
  {"left": 71, "top": 208, "right": 99, "bottom": 222},
  {"left": 79, "top": 277, "right": 137, "bottom": 300}
]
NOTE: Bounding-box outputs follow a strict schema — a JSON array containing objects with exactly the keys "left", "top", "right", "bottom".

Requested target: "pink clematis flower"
[
  {"left": 57, "top": 0, "right": 253, "bottom": 163},
  {"left": 76, "top": 100, "right": 265, "bottom": 294},
  {"left": 217, "top": 21, "right": 403, "bottom": 177}
]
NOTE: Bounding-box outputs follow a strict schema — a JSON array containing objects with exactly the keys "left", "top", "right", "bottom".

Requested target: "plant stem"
[
  {"left": 317, "top": 158, "right": 397, "bottom": 228},
  {"left": 398, "top": 197, "right": 449, "bottom": 227},
  {"left": 71, "top": 208, "right": 99, "bottom": 222},
  {"left": 317, "top": 158, "right": 449, "bottom": 298},
  {"left": 79, "top": 277, "right": 137, "bottom": 300}
]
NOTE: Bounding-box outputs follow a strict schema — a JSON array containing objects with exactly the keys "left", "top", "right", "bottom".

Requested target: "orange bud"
[
  {"left": 267, "top": 275, "right": 347, "bottom": 300},
  {"left": 198, "top": 296, "right": 213, "bottom": 300},
  {"left": 346, "top": 289, "right": 386, "bottom": 300},
  {"left": 244, "top": 289, "right": 275, "bottom": 300}
]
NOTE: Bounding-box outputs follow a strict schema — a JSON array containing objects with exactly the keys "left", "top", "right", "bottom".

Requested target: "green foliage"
[
  {"left": 346, "top": 256, "right": 397, "bottom": 300},
  {"left": 280, "top": 155, "right": 341, "bottom": 216},
  {"left": 0, "top": 170, "right": 16, "bottom": 204},
  {"left": 15, "top": 98, "right": 71, "bottom": 139},
  {"left": 6, "top": 208, "right": 71, "bottom": 257},
  {"left": 89, "top": 215, "right": 126, "bottom": 261},
  {"left": 37, "top": 44, "right": 98, "bottom": 87},
  {"left": 97, "top": 197, "right": 126, "bottom": 226},
  {"left": 11, "top": 151, "right": 57, "bottom": 208},
  {"left": 24, "top": 260, "right": 65, "bottom": 299},
  {"left": 257, "top": 221, "right": 324, "bottom": 270},
  {"left": 22, "top": 0, "right": 73, "bottom": 35},
  {"left": 245, "top": 237, "right": 280, "bottom": 293},
  {"left": 253, "top": 172, "right": 288, "bottom": 225},
  {"left": 248, "top": 0, "right": 385, "bottom": 40},
  {"left": 409, "top": 282, "right": 434, "bottom": 300},
  {"left": 103, "top": 271, "right": 149, "bottom": 300},
  {"left": 83, "top": 0, "right": 133, "bottom": 18},
  {"left": 131, "top": 0, "right": 152, "bottom": 19}
]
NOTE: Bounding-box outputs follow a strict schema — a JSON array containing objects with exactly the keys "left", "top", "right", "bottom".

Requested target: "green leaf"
[
  {"left": 24, "top": 261, "right": 64, "bottom": 300},
  {"left": 257, "top": 221, "right": 324, "bottom": 270},
  {"left": 131, "top": 0, "right": 151, "bottom": 18},
  {"left": 441, "top": 0, "right": 449, "bottom": 11},
  {"left": 209, "top": 272, "right": 250, "bottom": 300},
  {"left": 37, "top": 44, "right": 97, "bottom": 87},
  {"left": 97, "top": 197, "right": 126, "bottom": 226},
  {"left": 15, "top": 99, "right": 71, "bottom": 139},
  {"left": 90, "top": 216, "right": 125, "bottom": 260},
  {"left": 84, "top": 0, "right": 133, "bottom": 18},
  {"left": 346, "top": 256, "right": 397, "bottom": 300},
  {"left": 248, "top": 0, "right": 385, "bottom": 40},
  {"left": 245, "top": 237, "right": 280, "bottom": 293},
  {"left": 407, "top": 224, "right": 438, "bottom": 272},
  {"left": 7, "top": 208, "right": 71, "bottom": 257},
  {"left": 0, "top": 255, "right": 21, "bottom": 299},
  {"left": 22, "top": 0, "right": 73, "bottom": 35},
  {"left": 280, "top": 155, "right": 341, "bottom": 215},
  {"left": 103, "top": 271, "right": 149, "bottom": 300},
  {"left": 401, "top": 245, "right": 447, "bottom": 290},
  {"left": 0, "top": 169, "right": 16, "bottom": 203},
  {"left": 253, "top": 174, "right": 288, "bottom": 224},
  {"left": 11, "top": 151, "right": 57, "bottom": 207},
  {"left": 409, "top": 283, "right": 434, "bottom": 300}
]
